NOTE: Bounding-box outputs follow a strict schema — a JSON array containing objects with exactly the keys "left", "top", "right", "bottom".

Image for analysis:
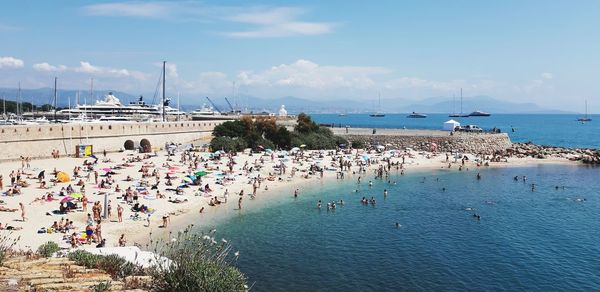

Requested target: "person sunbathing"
[
  {"left": 0, "top": 206, "right": 18, "bottom": 212},
  {"left": 0, "top": 223, "right": 22, "bottom": 230}
]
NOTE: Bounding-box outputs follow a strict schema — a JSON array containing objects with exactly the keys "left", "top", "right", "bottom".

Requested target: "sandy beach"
[{"left": 0, "top": 144, "right": 578, "bottom": 251}]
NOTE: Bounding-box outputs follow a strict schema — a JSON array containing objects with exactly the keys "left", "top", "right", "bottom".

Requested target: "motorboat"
[
  {"left": 468, "top": 110, "right": 491, "bottom": 117},
  {"left": 407, "top": 112, "right": 427, "bottom": 118}
]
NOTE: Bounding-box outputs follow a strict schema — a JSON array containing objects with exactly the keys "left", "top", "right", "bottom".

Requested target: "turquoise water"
[
  {"left": 214, "top": 165, "right": 600, "bottom": 291},
  {"left": 311, "top": 114, "right": 600, "bottom": 149}
]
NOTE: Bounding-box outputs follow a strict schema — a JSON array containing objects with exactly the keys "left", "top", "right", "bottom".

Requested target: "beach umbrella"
[
  {"left": 291, "top": 147, "right": 300, "bottom": 152},
  {"left": 61, "top": 197, "right": 74, "bottom": 203},
  {"left": 183, "top": 177, "right": 193, "bottom": 183},
  {"left": 69, "top": 192, "right": 83, "bottom": 199},
  {"left": 300, "top": 144, "right": 307, "bottom": 148},
  {"left": 376, "top": 145, "right": 385, "bottom": 150},
  {"left": 102, "top": 168, "right": 112, "bottom": 172},
  {"left": 265, "top": 148, "right": 273, "bottom": 153},
  {"left": 56, "top": 171, "right": 70, "bottom": 183},
  {"left": 195, "top": 171, "right": 208, "bottom": 177}
]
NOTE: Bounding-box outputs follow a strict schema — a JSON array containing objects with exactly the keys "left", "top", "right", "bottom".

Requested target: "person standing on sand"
[
  {"left": 19, "top": 203, "right": 26, "bottom": 221},
  {"left": 238, "top": 197, "right": 243, "bottom": 210},
  {"left": 117, "top": 205, "right": 123, "bottom": 222},
  {"left": 82, "top": 195, "right": 88, "bottom": 212},
  {"left": 94, "top": 171, "right": 98, "bottom": 185},
  {"left": 0, "top": 175, "right": 3, "bottom": 190}
]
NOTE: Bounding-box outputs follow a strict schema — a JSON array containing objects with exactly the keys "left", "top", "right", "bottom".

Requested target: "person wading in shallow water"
[{"left": 238, "top": 197, "right": 243, "bottom": 210}]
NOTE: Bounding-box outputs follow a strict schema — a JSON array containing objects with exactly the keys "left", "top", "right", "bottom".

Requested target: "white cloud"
[
  {"left": 541, "top": 72, "right": 553, "bottom": 79},
  {"left": 33, "top": 62, "right": 67, "bottom": 72},
  {"left": 82, "top": 2, "right": 170, "bottom": 18},
  {"left": 0, "top": 56, "right": 24, "bottom": 69},
  {"left": 223, "top": 7, "right": 335, "bottom": 38},
  {"left": 237, "top": 59, "right": 388, "bottom": 89},
  {"left": 75, "top": 61, "right": 132, "bottom": 77},
  {"left": 81, "top": 2, "right": 335, "bottom": 38}
]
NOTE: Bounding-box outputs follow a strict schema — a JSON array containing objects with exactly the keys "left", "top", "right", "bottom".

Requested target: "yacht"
[
  {"left": 407, "top": 112, "right": 427, "bottom": 118},
  {"left": 468, "top": 110, "right": 491, "bottom": 117},
  {"left": 577, "top": 100, "right": 592, "bottom": 122},
  {"left": 190, "top": 104, "right": 236, "bottom": 121},
  {"left": 58, "top": 93, "right": 184, "bottom": 120}
]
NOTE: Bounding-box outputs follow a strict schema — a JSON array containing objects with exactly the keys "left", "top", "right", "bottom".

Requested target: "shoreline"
[{"left": 0, "top": 141, "right": 583, "bottom": 252}]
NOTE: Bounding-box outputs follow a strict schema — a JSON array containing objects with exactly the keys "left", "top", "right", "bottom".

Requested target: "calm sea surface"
[
  {"left": 204, "top": 114, "right": 599, "bottom": 291},
  {"left": 214, "top": 165, "right": 600, "bottom": 291},
  {"left": 311, "top": 114, "right": 600, "bottom": 149}
]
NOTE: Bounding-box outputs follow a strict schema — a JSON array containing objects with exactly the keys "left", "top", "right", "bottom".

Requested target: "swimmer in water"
[
  {"left": 442, "top": 187, "right": 446, "bottom": 192},
  {"left": 476, "top": 173, "right": 481, "bottom": 180},
  {"left": 473, "top": 213, "right": 481, "bottom": 220},
  {"left": 383, "top": 189, "right": 388, "bottom": 197},
  {"left": 395, "top": 222, "right": 400, "bottom": 228},
  {"left": 514, "top": 176, "right": 519, "bottom": 181},
  {"left": 317, "top": 200, "right": 322, "bottom": 209},
  {"left": 368, "top": 181, "right": 373, "bottom": 187},
  {"left": 339, "top": 199, "right": 344, "bottom": 205}
]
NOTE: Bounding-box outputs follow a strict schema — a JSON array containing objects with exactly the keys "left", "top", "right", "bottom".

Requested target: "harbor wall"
[
  {"left": 0, "top": 121, "right": 225, "bottom": 161},
  {"left": 333, "top": 128, "right": 512, "bottom": 155}
]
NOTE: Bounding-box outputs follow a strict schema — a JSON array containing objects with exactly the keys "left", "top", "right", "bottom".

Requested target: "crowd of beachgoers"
[{"left": 0, "top": 141, "right": 577, "bottom": 251}]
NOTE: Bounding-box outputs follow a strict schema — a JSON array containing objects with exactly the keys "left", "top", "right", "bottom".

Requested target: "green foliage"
[
  {"left": 69, "top": 250, "right": 101, "bottom": 268},
  {"left": 0, "top": 99, "right": 54, "bottom": 114},
  {"left": 350, "top": 139, "right": 366, "bottom": 149},
  {"left": 98, "top": 254, "right": 139, "bottom": 279},
  {"left": 37, "top": 241, "right": 60, "bottom": 257},
  {"left": 212, "top": 120, "right": 248, "bottom": 138},
  {"left": 211, "top": 113, "right": 345, "bottom": 151},
  {"left": 210, "top": 136, "right": 247, "bottom": 152},
  {"left": 68, "top": 250, "right": 141, "bottom": 280},
  {"left": 92, "top": 280, "right": 112, "bottom": 292},
  {"left": 149, "top": 226, "right": 247, "bottom": 292},
  {"left": 294, "top": 112, "right": 319, "bottom": 133}
]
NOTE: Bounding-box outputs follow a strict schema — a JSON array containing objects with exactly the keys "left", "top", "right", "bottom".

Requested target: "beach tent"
[
  {"left": 443, "top": 120, "right": 460, "bottom": 131},
  {"left": 56, "top": 172, "right": 70, "bottom": 183}
]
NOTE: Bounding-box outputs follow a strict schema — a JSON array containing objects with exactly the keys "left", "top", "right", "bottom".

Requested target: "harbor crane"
[
  {"left": 205, "top": 96, "right": 222, "bottom": 113},
  {"left": 224, "top": 97, "right": 235, "bottom": 113}
]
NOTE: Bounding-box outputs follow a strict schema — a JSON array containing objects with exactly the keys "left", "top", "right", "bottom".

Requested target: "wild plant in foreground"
[{"left": 148, "top": 225, "right": 248, "bottom": 292}]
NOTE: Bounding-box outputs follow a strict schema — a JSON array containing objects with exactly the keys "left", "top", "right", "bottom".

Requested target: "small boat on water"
[
  {"left": 577, "top": 100, "right": 592, "bottom": 122},
  {"left": 370, "top": 92, "right": 385, "bottom": 117},
  {"left": 407, "top": 112, "right": 427, "bottom": 118},
  {"left": 468, "top": 110, "right": 491, "bottom": 117},
  {"left": 449, "top": 88, "right": 470, "bottom": 117}
]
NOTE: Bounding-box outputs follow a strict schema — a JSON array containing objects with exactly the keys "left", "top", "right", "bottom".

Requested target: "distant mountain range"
[{"left": 0, "top": 87, "right": 575, "bottom": 114}]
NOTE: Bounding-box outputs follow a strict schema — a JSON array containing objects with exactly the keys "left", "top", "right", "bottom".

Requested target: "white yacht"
[
  {"left": 59, "top": 93, "right": 184, "bottom": 120},
  {"left": 189, "top": 104, "right": 234, "bottom": 121}
]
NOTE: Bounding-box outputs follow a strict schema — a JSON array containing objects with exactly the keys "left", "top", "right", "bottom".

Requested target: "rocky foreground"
[
  {"left": 0, "top": 255, "right": 148, "bottom": 291},
  {"left": 511, "top": 143, "right": 600, "bottom": 164}
]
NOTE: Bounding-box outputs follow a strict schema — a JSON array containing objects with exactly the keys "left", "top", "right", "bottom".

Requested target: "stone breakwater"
[
  {"left": 510, "top": 143, "right": 600, "bottom": 164},
  {"left": 332, "top": 128, "right": 512, "bottom": 155}
]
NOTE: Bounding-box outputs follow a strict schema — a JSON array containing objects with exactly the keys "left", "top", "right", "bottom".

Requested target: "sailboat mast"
[
  {"left": 460, "top": 88, "right": 463, "bottom": 116},
  {"left": 162, "top": 61, "right": 166, "bottom": 122},
  {"left": 17, "top": 82, "right": 20, "bottom": 117},
  {"left": 53, "top": 77, "right": 58, "bottom": 122},
  {"left": 452, "top": 94, "right": 456, "bottom": 115}
]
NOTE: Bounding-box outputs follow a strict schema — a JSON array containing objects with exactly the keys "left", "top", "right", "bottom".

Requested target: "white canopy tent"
[{"left": 443, "top": 119, "right": 460, "bottom": 131}]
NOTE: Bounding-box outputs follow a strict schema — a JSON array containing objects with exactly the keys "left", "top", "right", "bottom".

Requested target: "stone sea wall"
[
  {"left": 0, "top": 120, "right": 225, "bottom": 161},
  {"left": 337, "top": 130, "right": 512, "bottom": 155}
]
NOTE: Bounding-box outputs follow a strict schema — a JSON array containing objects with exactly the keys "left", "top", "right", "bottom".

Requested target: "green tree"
[{"left": 294, "top": 112, "right": 319, "bottom": 133}]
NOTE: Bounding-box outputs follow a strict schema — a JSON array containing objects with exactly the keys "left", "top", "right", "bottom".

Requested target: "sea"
[
  {"left": 209, "top": 114, "right": 600, "bottom": 291},
  {"left": 311, "top": 113, "right": 600, "bottom": 149}
]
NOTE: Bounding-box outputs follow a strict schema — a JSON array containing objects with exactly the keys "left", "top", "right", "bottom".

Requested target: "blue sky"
[{"left": 0, "top": 0, "right": 599, "bottom": 111}]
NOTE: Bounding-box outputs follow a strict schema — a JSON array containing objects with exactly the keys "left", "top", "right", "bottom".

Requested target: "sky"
[{"left": 0, "top": 0, "right": 599, "bottom": 111}]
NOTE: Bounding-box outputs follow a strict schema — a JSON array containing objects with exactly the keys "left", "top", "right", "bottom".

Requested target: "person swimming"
[{"left": 473, "top": 213, "right": 481, "bottom": 220}]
